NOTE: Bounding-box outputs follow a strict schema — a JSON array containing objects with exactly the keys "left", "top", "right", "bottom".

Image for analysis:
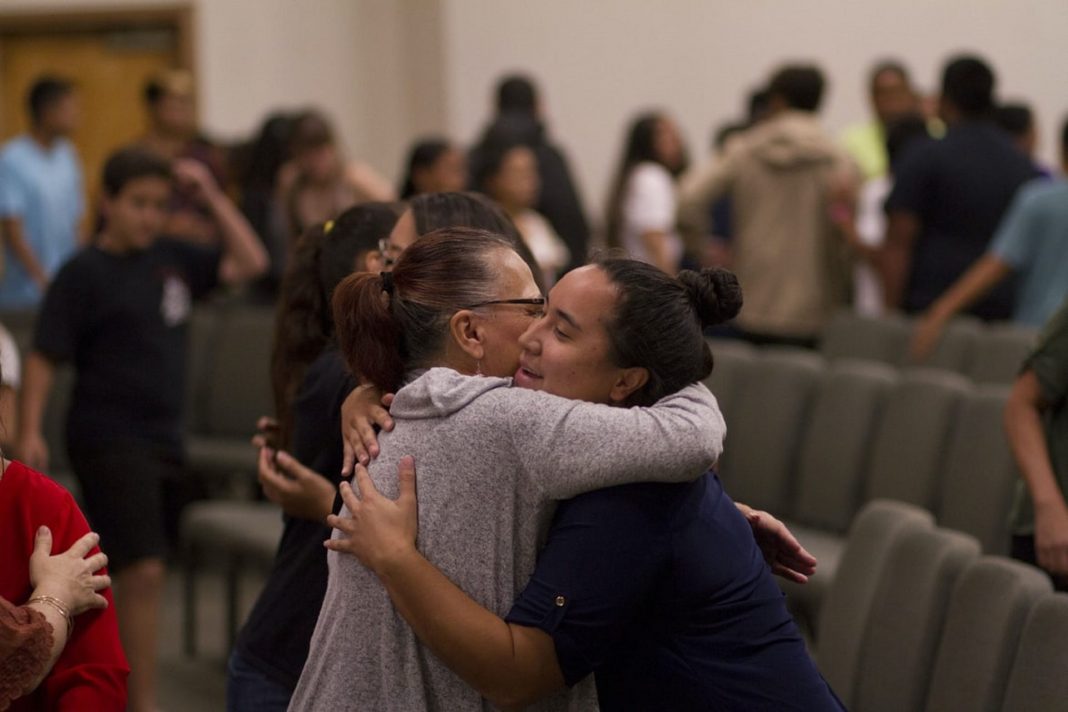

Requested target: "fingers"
[
  {"left": 381, "top": 393, "right": 395, "bottom": 409},
  {"left": 342, "top": 441, "right": 356, "bottom": 477},
  {"left": 338, "top": 480, "right": 362, "bottom": 513},
  {"left": 397, "top": 456, "right": 417, "bottom": 505},
  {"left": 353, "top": 466, "right": 383, "bottom": 503},
  {"left": 251, "top": 433, "right": 268, "bottom": 448},
  {"left": 84, "top": 552, "right": 109, "bottom": 574},
  {"left": 354, "top": 416, "right": 378, "bottom": 462},
  {"left": 275, "top": 450, "right": 316, "bottom": 482},
  {"left": 87, "top": 592, "right": 109, "bottom": 610},
  {"left": 88, "top": 573, "right": 112, "bottom": 593},
  {"left": 33, "top": 526, "right": 54, "bottom": 557},
  {"left": 772, "top": 563, "right": 809, "bottom": 584},
  {"left": 64, "top": 531, "right": 100, "bottom": 560},
  {"left": 371, "top": 404, "right": 394, "bottom": 432},
  {"left": 256, "top": 416, "right": 278, "bottom": 432},
  {"left": 346, "top": 421, "right": 370, "bottom": 468}
]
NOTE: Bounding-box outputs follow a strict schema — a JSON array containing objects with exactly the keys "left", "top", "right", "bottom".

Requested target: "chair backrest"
[
  {"left": 716, "top": 349, "right": 822, "bottom": 514},
  {"left": 863, "top": 368, "right": 970, "bottom": 509},
  {"left": 1001, "top": 593, "right": 1068, "bottom": 712},
  {"left": 852, "top": 526, "right": 980, "bottom": 712},
  {"left": 968, "top": 324, "right": 1038, "bottom": 386},
  {"left": 200, "top": 306, "right": 275, "bottom": 438},
  {"left": 924, "top": 316, "right": 982, "bottom": 375},
  {"left": 792, "top": 359, "right": 897, "bottom": 532},
  {"left": 817, "top": 499, "right": 935, "bottom": 707},
  {"left": 703, "top": 338, "right": 756, "bottom": 428},
  {"left": 925, "top": 557, "right": 1051, "bottom": 712},
  {"left": 937, "top": 386, "right": 1019, "bottom": 554},
  {"left": 820, "top": 310, "right": 911, "bottom": 365}
]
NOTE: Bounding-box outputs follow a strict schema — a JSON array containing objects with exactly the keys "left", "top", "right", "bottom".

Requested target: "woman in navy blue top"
[{"left": 329, "top": 258, "right": 843, "bottom": 711}]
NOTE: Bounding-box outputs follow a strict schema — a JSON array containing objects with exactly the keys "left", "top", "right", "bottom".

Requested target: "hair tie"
[
  {"left": 323, "top": 219, "right": 335, "bottom": 235},
  {"left": 380, "top": 271, "right": 395, "bottom": 296}
]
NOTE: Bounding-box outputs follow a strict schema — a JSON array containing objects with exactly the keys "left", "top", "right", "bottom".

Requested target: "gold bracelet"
[{"left": 27, "top": 595, "right": 74, "bottom": 638}]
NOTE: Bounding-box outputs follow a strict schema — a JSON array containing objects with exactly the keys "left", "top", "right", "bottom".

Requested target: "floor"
[{"left": 158, "top": 566, "right": 266, "bottom": 712}]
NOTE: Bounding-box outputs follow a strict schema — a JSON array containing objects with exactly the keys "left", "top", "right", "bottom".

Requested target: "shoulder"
[{"left": 2, "top": 461, "right": 79, "bottom": 518}]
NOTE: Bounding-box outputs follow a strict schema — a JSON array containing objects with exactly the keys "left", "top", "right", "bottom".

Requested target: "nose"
[{"left": 518, "top": 319, "right": 541, "bottom": 355}]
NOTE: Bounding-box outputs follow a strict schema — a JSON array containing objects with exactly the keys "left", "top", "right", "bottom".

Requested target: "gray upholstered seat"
[
  {"left": 703, "top": 338, "right": 756, "bottom": 427},
  {"left": 715, "top": 348, "right": 822, "bottom": 514},
  {"left": 816, "top": 500, "right": 934, "bottom": 708},
  {"left": 968, "top": 324, "right": 1038, "bottom": 386},
  {"left": 820, "top": 310, "right": 911, "bottom": 365},
  {"left": 936, "top": 386, "right": 1019, "bottom": 555},
  {"left": 1000, "top": 593, "right": 1068, "bottom": 712},
  {"left": 925, "top": 556, "right": 1051, "bottom": 712},
  {"left": 851, "top": 526, "right": 980, "bottom": 712},
  {"left": 923, "top": 315, "right": 982, "bottom": 374}
]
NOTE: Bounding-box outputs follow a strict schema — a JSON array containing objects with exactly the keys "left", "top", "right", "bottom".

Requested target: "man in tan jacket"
[{"left": 678, "top": 64, "right": 858, "bottom": 346}]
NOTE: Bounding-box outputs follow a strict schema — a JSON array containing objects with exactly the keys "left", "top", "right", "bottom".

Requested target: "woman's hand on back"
[
  {"left": 341, "top": 384, "right": 395, "bottom": 474},
  {"left": 736, "top": 503, "right": 817, "bottom": 584},
  {"left": 28, "top": 527, "right": 110, "bottom": 616},
  {"left": 325, "top": 456, "right": 418, "bottom": 575}
]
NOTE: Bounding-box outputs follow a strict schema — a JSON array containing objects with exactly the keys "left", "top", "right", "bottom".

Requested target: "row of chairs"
[
  {"left": 819, "top": 310, "right": 1037, "bottom": 385},
  {"left": 705, "top": 343, "right": 1020, "bottom": 637},
  {"left": 821, "top": 500, "right": 1067, "bottom": 712}
]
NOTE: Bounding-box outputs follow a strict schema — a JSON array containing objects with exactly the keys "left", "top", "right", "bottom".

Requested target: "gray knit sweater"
[{"left": 290, "top": 368, "right": 725, "bottom": 711}]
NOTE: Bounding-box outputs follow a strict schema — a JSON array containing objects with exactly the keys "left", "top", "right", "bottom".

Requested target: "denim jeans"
[{"left": 226, "top": 649, "right": 293, "bottom": 712}]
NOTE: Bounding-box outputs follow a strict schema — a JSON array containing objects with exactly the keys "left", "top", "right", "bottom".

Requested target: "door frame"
[{"left": 0, "top": 3, "right": 196, "bottom": 109}]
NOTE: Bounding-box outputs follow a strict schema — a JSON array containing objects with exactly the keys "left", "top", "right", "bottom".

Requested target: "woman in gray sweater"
[{"left": 289, "top": 229, "right": 725, "bottom": 711}]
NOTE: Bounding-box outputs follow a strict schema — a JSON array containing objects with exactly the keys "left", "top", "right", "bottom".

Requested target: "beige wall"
[
  {"left": 2, "top": 0, "right": 1066, "bottom": 214},
  {"left": 441, "top": 0, "right": 1068, "bottom": 226}
]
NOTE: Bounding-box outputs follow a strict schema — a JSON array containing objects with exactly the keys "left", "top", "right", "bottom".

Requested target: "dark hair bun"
[{"left": 678, "top": 268, "right": 743, "bottom": 326}]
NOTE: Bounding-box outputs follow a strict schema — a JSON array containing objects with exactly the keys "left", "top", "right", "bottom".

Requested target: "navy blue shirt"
[
  {"left": 506, "top": 473, "right": 844, "bottom": 711},
  {"left": 885, "top": 121, "right": 1036, "bottom": 319}
]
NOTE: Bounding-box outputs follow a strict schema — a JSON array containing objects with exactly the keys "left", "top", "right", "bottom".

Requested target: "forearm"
[
  {"left": 1006, "top": 381, "right": 1065, "bottom": 512},
  {"left": 927, "top": 254, "right": 1012, "bottom": 321},
  {"left": 19, "top": 354, "right": 54, "bottom": 439},
  {"left": 375, "top": 547, "right": 561, "bottom": 708},
  {"left": 522, "top": 382, "right": 725, "bottom": 499},
  {"left": 22, "top": 600, "right": 69, "bottom": 690},
  {"left": 207, "top": 191, "right": 268, "bottom": 285},
  {"left": 2, "top": 218, "right": 48, "bottom": 283}
]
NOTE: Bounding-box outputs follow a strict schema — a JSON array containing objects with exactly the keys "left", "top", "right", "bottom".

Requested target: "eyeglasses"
[{"left": 465, "top": 297, "right": 546, "bottom": 309}]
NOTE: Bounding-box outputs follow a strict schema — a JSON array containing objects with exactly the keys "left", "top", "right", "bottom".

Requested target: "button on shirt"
[{"left": 0, "top": 135, "right": 84, "bottom": 309}]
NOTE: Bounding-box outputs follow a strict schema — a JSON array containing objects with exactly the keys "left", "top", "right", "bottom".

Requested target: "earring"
[{"left": 476, "top": 359, "right": 484, "bottom": 376}]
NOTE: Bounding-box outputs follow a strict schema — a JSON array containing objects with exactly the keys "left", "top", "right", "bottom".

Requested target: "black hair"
[
  {"left": 941, "top": 55, "right": 995, "bottom": 118},
  {"left": 747, "top": 87, "right": 771, "bottom": 125},
  {"left": 869, "top": 60, "right": 910, "bottom": 93},
  {"left": 28, "top": 76, "right": 74, "bottom": 125},
  {"left": 271, "top": 202, "right": 400, "bottom": 447},
  {"left": 399, "top": 138, "right": 453, "bottom": 199},
  {"left": 101, "top": 147, "right": 172, "bottom": 197},
  {"left": 885, "top": 113, "right": 931, "bottom": 171},
  {"left": 472, "top": 138, "right": 532, "bottom": 196},
  {"left": 768, "top": 65, "right": 825, "bottom": 112},
  {"left": 994, "top": 103, "right": 1034, "bottom": 139},
  {"left": 595, "top": 259, "right": 742, "bottom": 407},
  {"left": 406, "top": 191, "right": 546, "bottom": 293},
  {"left": 239, "top": 112, "right": 295, "bottom": 192},
  {"left": 604, "top": 113, "right": 689, "bottom": 248},
  {"left": 1062, "top": 116, "right": 1068, "bottom": 155},
  {"left": 496, "top": 74, "right": 538, "bottom": 115}
]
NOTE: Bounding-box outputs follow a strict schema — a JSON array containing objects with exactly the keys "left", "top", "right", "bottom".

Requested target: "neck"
[
  {"left": 30, "top": 126, "right": 58, "bottom": 148},
  {"left": 96, "top": 230, "right": 135, "bottom": 255}
]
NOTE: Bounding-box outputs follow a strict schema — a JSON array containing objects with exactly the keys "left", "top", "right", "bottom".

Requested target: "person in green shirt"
[
  {"left": 1006, "top": 295, "right": 1068, "bottom": 591},
  {"left": 840, "top": 60, "right": 918, "bottom": 180}
]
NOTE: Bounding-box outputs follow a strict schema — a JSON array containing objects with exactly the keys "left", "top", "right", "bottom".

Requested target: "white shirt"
[
  {"left": 620, "top": 162, "right": 683, "bottom": 270},
  {"left": 854, "top": 176, "right": 891, "bottom": 316}
]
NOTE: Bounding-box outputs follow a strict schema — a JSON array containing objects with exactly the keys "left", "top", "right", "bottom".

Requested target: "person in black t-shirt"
[
  {"left": 17, "top": 147, "right": 267, "bottom": 712},
  {"left": 881, "top": 54, "right": 1036, "bottom": 319}
]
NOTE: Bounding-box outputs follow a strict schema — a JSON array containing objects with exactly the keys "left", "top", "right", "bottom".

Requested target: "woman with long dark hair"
[
  {"left": 605, "top": 112, "right": 690, "bottom": 274},
  {"left": 397, "top": 138, "right": 467, "bottom": 199}
]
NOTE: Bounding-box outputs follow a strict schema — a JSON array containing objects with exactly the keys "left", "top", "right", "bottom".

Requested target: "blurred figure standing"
[
  {"left": 840, "top": 60, "right": 918, "bottom": 180},
  {"left": 398, "top": 138, "right": 468, "bottom": 199},
  {"left": 605, "top": 112, "right": 689, "bottom": 275},
  {"left": 470, "top": 74, "right": 590, "bottom": 269},
  {"left": 0, "top": 77, "right": 84, "bottom": 310}
]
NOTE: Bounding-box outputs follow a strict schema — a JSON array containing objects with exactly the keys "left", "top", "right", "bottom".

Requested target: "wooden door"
[{"left": 0, "top": 19, "right": 185, "bottom": 218}]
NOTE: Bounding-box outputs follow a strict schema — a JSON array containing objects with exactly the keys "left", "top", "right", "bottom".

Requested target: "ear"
[
  {"left": 448, "top": 310, "right": 487, "bottom": 363},
  {"left": 608, "top": 367, "right": 649, "bottom": 405}
]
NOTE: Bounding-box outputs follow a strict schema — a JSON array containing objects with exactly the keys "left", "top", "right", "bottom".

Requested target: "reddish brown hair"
[{"left": 332, "top": 227, "right": 518, "bottom": 392}]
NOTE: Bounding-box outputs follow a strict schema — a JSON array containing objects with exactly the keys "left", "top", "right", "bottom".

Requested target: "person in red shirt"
[{"left": 0, "top": 458, "right": 128, "bottom": 710}]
